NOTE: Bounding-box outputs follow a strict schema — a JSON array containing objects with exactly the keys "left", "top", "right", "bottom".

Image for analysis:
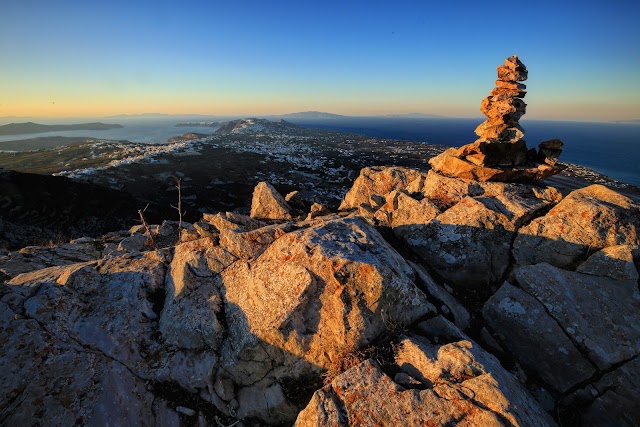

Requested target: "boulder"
[
  {"left": 428, "top": 149, "right": 564, "bottom": 182},
  {"left": 404, "top": 183, "right": 558, "bottom": 287},
  {"left": 375, "top": 190, "right": 440, "bottom": 231},
  {"left": 537, "top": 139, "right": 563, "bottom": 165},
  {"left": 249, "top": 181, "right": 292, "bottom": 221},
  {"left": 338, "top": 166, "right": 427, "bottom": 210},
  {"left": 0, "top": 253, "right": 183, "bottom": 425},
  {"left": 576, "top": 244, "right": 639, "bottom": 283},
  {"left": 483, "top": 282, "right": 596, "bottom": 392},
  {"left": 296, "top": 337, "right": 555, "bottom": 426},
  {"left": 515, "top": 263, "right": 640, "bottom": 370},
  {"left": 459, "top": 139, "right": 528, "bottom": 167},
  {"left": 219, "top": 216, "right": 434, "bottom": 375},
  {"left": 159, "top": 238, "right": 234, "bottom": 350},
  {"left": 513, "top": 184, "right": 640, "bottom": 268}
]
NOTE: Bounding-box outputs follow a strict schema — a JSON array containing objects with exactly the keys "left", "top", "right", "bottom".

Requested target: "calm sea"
[{"left": 1, "top": 117, "right": 638, "bottom": 186}]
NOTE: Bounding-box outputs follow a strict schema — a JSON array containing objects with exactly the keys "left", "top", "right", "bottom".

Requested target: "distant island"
[
  {"left": 611, "top": 119, "right": 640, "bottom": 124},
  {"left": 0, "top": 122, "right": 123, "bottom": 136},
  {"left": 275, "top": 111, "right": 345, "bottom": 119},
  {"left": 175, "top": 122, "right": 221, "bottom": 127}
]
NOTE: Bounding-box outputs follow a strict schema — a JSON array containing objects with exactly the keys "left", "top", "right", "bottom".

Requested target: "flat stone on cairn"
[{"left": 429, "top": 55, "right": 565, "bottom": 182}]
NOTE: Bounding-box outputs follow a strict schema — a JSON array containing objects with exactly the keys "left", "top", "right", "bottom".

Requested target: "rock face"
[
  {"left": 249, "top": 181, "right": 292, "bottom": 220},
  {"left": 296, "top": 337, "right": 555, "bottom": 426},
  {"left": 513, "top": 184, "right": 640, "bottom": 268},
  {"left": 429, "top": 55, "right": 565, "bottom": 182}
]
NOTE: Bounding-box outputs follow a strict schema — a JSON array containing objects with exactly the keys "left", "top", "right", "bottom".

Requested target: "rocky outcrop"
[
  {"left": 400, "top": 178, "right": 562, "bottom": 287},
  {"left": 484, "top": 261, "right": 640, "bottom": 392},
  {"left": 249, "top": 181, "right": 292, "bottom": 220},
  {"left": 513, "top": 184, "right": 640, "bottom": 268},
  {"left": 338, "top": 166, "right": 428, "bottom": 211},
  {"left": 428, "top": 55, "right": 565, "bottom": 182},
  {"left": 1, "top": 212, "right": 447, "bottom": 425},
  {"left": 3, "top": 160, "right": 639, "bottom": 425},
  {"left": 296, "top": 337, "right": 556, "bottom": 426}
]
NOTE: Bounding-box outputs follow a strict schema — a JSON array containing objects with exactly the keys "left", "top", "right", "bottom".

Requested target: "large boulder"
[
  {"left": 338, "top": 166, "right": 428, "bottom": 211},
  {"left": 218, "top": 215, "right": 435, "bottom": 374},
  {"left": 404, "top": 180, "right": 560, "bottom": 288},
  {"left": 483, "top": 282, "right": 596, "bottom": 393},
  {"left": 296, "top": 337, "right": 556, "bottom": 426},
  {"left": 250, "top": 181, "right": 292, "bottom": 221},
  {"left": 159, "top": 237, "right": 235, "bottom": 350},
  {"left": 513, "top": 184, "right": 640, "bottom": 268},
  {"left": 514, "top": 263, "right": 640, "bottom": 371},
  {"left": 428, "top": 148, "right": 563, "bottom": 182}
]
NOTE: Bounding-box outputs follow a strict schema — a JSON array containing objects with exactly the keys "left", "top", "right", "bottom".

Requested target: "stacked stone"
[
  {"left": 468, "top": 55, "right": 528, "bottom": 166},
  {"left": 428, "top": 54, "right": 565, "bottom": 182}
]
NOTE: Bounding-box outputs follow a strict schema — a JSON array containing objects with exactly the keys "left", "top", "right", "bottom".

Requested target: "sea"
[{"left": 1, "top": 117, "right": 638, "bottom": 186}]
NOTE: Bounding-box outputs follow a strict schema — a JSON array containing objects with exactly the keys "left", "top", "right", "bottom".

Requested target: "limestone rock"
[
  {"left": 409, "top": 261, "right": 470, "bottom": 330},
  {"left": 495, "top": 80, "right": 526, "bottom": 90},
  {"left": 306, "top": 202, "right": 329, "bottom": 220},
  {"left": 515, "top": 263, "right": 640, "bottom": 370},
  {"left": 474, "top": 121, "right": 524, "bottom": 141},
  {"left": 505, "top": 54, "right": 526, "bottom": 71},
  {"left": 376, "top": 190, "right": 440, "bottom": 231},
  {"left": 564, "top": 357, "right": 640, "bottom": 427},
  {"left": 405, "top": 196, "right": 515, "bottom": 287},
  {"left": 249, "top": 181, "right": 292, "bottom": 221},
  {"left": 296, "top": 338, "right": 555, "bottom": 426},
  {"left": 202, "top": 211, "right": 266, "bottom": 232},
  {"left": 338, "top": 166, "right": 428, "bottom": 210},
  {"left": 219, "top": 222, "right": 291, "bottom": 260},
  {"left": 497, "top": 65, "right": 528, "bottom": 81},
  {"left": 220, "top": 216, "right": 434, "bottom": 373},
  {"left": 537, "top": 139, "right": 564, "bottom": 165},
  {"left": 576, "top": 244, "right": 639, "bottom": 283},
  {"left": 513, "top": 184, "right": 640, "bottom": 268},
  {"left": 159, "top": 237, "right": 233, "bottom": 350},
  {"left": 428, "top": 55, "right": 565, "bottom": 182},
  {"left": 0, "top": 241, "right": 102, "bottom": 278},
  {"left": 483, "top": 282, "right": 596, "bottom": 392},
  {"left": 458, "top": 139, "right": 528, "bottom": 166},
  {"left": 404, "top": 183, "right": 558, "bottom": 287},
  {"left": 429, "top": 149, "right": 564, "bottom": 182}
]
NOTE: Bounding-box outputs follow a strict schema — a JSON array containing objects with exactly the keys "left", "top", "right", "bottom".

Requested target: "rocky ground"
[{"left": 1, "top": 164, "right": 639, "bottom": 426}]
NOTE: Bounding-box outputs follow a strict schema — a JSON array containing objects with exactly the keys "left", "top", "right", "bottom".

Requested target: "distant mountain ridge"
[
  {"left": 0, "top": 122, "right": 123, "bottom": 136},
  {"left": 274, "top": 111, "right": 345, "bottom": 119}
]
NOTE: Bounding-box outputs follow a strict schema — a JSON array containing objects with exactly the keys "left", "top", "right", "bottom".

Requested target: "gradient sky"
[{"left": 1, "top": 0, "right": 639, "bottom": 121}]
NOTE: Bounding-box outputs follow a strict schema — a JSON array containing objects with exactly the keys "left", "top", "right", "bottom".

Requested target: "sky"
[{"left": 1, "top": 0, "right": 639, "bottom": 121}]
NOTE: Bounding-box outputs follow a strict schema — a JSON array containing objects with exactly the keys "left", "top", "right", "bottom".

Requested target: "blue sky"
[{"left": 1, "top": 0, "right": 639, "bottom": 120}]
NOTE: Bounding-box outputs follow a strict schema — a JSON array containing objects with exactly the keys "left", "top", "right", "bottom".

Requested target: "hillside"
[{"left": 0, "top": 168, "right": 170, "bottom": 250}]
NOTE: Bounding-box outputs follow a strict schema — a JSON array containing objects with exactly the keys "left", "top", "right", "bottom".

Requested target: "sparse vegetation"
[{"left": 137, "top": 204, "right": 157, "bottom": 247}]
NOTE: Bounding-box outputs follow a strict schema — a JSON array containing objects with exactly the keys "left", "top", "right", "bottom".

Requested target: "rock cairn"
[{"left": 429, "top": 55, "right": 565, "bottom": 182}]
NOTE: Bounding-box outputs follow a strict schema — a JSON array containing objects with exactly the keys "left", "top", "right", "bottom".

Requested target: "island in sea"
[{"left": 0, "top": 122, "right": 123, "bottom": 136}]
